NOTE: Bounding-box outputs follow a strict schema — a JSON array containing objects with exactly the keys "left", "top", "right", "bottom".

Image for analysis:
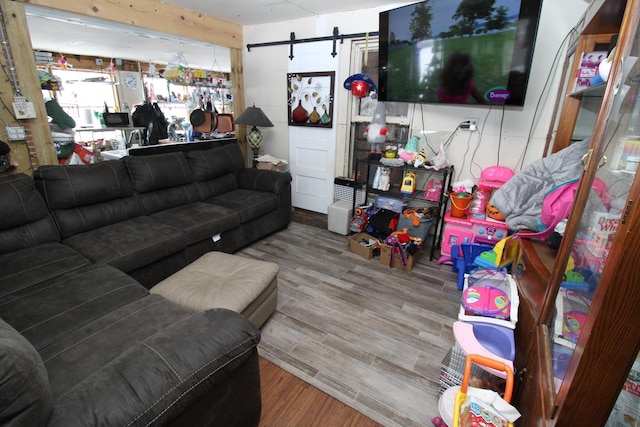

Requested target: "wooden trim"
[
  {"left": 551, "top": 33, "right": 616, "bottom": 154},
  {"left": 23, "top": 0, "right": 243, "bottom": 50},
  {"left": 230, "top": 47, "right": 247, "bottom": 163},
  {"left": 1, "top": 0, "right": 56, "bottom": 171},
  {"left": 553, "top": 175, "right": 640, "bottom": 426}
]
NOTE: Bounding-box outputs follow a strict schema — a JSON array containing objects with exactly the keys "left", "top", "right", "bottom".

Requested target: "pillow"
[
  {"left": 34, "top": 160, "right": 133, "bottom": 209},
  {"left": 0, "top": 173, "right": 50, "bottom": 231},
  {"left": 0, "top": 317, "right": 51, "bottom": 426},
  {"left": 125, "top": 152, "right": 193, "bottom": 193},
  {"left": 185, "top": 143, "right": 244, "bottom": 182}
]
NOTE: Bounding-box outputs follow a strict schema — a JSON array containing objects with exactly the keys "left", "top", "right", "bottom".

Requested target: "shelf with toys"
[{"left": 353, "top": 143, "right": 453, "bottom": 261}]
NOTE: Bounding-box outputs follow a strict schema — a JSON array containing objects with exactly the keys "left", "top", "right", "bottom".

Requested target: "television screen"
[{"left": 378, "top": 0, "right": 543, "bottom": 106}]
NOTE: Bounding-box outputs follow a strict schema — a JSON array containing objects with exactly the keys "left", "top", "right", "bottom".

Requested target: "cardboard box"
[
  {"left": 380, "top": 243, "right": 422, "bottom": 271},
  {"left": 347, "top": 232, "right": 378, "bottom": 259},
  {"left": 256, "top": 161, "right": 289, "bottom": 173}
]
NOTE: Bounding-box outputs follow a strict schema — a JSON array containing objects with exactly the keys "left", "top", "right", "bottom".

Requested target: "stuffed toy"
[
  {"left": 377, "top": 166, "right": 391, "bottom": 191},
  {"left": 424, "top": 142, "right": 450, "bottom": 171},
  {"left": 364, "top": 101, "right": 388, "bottom": 152},
  {"left": 413, "top": 149, "right": 427, "bottom": 168},
  {"left": 399, "top": 135, "right": 419, "bottom": 163}
]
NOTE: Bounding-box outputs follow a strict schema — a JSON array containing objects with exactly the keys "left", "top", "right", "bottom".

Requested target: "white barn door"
[{"left": 288, "top": 41, "right": 338, "bottom": 214}]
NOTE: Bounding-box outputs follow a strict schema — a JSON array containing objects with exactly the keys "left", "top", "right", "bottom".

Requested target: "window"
[{"left": 42, "top": 69, "right": 119, "bottom": 127}]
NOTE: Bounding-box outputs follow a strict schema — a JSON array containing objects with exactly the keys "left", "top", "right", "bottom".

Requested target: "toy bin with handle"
[{"left": 452, "top": 354, "right": 515, "bottom": 427}]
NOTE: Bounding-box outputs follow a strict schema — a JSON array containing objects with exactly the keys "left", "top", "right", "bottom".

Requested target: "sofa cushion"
[
  {"left": 62, "top": 216, "right": 187, "bottom": 273},
  {"left": 0, "top": 242, "right": 89, "bottom": 298},
  {"left": 34, "top": 160, "right": 134, "bottom": 209},
  {"left": 125, "top": 152, "right": 194, "bottom": 193},
  {"left": 0, "top": 173, "right": 51, "bottom": 231},
  {"left": 42, "top": 304, "right": 260, "bottom": 426},
  {"left": 206, "top": 189, "right": 280, "bottom": 223},
  {"left": 185, "top": 143, "right": 244, "bottom": 182},
  {"left": 0, "top": 174, "right": 61, "bottom": 253},
  {"left": 0, "top": 264, "right": 148, "bottom": 351},
  {"left": 34, "top": 161, "right": 143, "bottom": 238},
  {"left": 0, "top": 317, "right": 51, "bottom": 426},
  {"left": 150, "top": 202, "right": 240, "bottom": 244},
  {"left": 135, "top": 182, "right": 202, "bottom": 214},
  {"left": 39, "top": 295, "right": 190, "bottom": 398}
]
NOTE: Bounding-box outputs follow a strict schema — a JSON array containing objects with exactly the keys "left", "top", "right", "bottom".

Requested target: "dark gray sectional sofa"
[{"left": 0, "top": 142, "right": 292, "bottom": 426}]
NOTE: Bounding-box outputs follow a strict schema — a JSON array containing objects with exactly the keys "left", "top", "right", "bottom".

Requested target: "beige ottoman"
[{"left": 150, "top": 251, "right": 279, "bottom": 328}]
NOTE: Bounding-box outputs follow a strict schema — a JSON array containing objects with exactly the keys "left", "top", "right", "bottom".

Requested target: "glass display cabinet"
[{"left": 513, "top": 0, "right": 640, "bottom": 425}]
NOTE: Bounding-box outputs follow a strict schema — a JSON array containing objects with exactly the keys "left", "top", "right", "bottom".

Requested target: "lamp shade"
[
  {"left": 234, "top": 105, "right": 274, "bottom": 128},
  {"left": 235, "top": 105, "right": 273, "bottom": 158}
]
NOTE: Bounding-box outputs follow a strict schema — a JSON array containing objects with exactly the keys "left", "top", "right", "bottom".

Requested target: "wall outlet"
[
  {"left": 6, "top": 126, "right": 26, "bottom": 141},
  {"left": 12, "top": 96, "right": 37, "bottom": 119},
  {"left": 461, "top": 118, "right": 478, "bottom": 131}
]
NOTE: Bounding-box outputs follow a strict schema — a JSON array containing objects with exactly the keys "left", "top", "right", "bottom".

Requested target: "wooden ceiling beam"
[{"left": 23, "top": 0, "right": 243, "bottom": 50}]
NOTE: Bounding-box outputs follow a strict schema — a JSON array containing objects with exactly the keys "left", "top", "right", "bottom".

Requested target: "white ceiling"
[
  {"left": 26, "top": 0, "right": 405, "bottom": 73},
  {"left": 161, "top": 0, "right": 402, "bottom": 26}
]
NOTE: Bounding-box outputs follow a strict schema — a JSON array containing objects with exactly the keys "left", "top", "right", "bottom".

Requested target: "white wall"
[{"left": 242, "top": 0, "right": 587, "bottom": 184}]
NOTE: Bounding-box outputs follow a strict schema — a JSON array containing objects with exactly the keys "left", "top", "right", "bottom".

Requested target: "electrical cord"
[
  {"left": 455, "top": 130, "right": 474, "bottom": 183},
  {"left": 517, "top": 25, "right": 578, "bottom": 169},
  {"left": 469, "top": 105, "right": 493, "bottom": 180},
  {"left": 497, "top": 103, "right": 505, "bottom": 165}
]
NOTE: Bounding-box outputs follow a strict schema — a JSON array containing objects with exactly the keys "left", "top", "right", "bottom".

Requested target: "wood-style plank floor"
[
  {"left": 259, "top": 357, "right": 382, "bottom": 427},
  {"left": 240, "top": 210, "right": 462, "bottom": 427}
]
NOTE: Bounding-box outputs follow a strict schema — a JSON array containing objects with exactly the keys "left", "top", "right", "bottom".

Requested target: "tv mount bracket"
[{"left": 246, "top": 27, "right": 379, "bottom": 60}]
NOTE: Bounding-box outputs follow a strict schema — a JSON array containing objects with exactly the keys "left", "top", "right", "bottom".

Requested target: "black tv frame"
[{"left": 378, "top": 0, "right": 543, "bottom": 106}]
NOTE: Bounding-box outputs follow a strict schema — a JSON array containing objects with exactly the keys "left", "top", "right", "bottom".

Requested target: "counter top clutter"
[{"left": 0, "top": 142, "right": 292, "bottom": 426}]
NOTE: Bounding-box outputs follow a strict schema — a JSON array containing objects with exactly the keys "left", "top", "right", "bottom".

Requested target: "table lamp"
[{"left": 234, "top": 104, "right": 274, "bottom": 158}]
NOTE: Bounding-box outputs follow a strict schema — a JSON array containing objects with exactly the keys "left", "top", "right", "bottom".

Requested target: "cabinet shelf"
[{"left": 569, "top": 81, "right": 607, "bottom": 98}]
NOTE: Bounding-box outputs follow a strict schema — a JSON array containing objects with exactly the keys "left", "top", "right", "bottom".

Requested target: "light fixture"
[
  {"left": 234, "top": 104, "right": 274, "bottom": 158},
  {"left": 163, "top": 51, "right": 189, "bottom": 82}
]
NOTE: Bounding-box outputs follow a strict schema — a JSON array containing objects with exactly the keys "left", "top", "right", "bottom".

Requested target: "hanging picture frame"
[{"left": 287, "top": 71, "right": 335, "bottom": 128}]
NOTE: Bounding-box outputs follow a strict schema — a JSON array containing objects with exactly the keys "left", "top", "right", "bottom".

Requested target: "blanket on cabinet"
[{"left": 491, "top": 138, "right": 593, "bottom": 231}]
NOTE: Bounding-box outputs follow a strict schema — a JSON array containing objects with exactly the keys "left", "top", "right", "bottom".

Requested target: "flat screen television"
[{"left": 378, "top": 0, "right": 543, "bottom": 106}]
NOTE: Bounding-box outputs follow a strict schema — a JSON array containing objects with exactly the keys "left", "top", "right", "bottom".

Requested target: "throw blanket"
[{"left": 491, "top": 139, "right": 591, "bottom": 231}]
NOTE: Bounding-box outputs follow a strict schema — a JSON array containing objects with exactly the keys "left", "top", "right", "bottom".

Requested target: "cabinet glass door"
[{"left": 549, "top": 25, "right": 640, "bottom": 394}]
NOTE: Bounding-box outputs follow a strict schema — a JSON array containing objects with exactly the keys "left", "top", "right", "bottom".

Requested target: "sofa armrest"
[
  {"left": 47, "top": 309, "right": 261, "bottom": 427},
  {"left": 238, "top": 168, "right": 292, "bottom": 195}
]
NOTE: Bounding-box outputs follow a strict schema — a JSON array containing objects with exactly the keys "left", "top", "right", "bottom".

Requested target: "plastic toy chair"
[
  {"left": 451, "top": 243, "right": 495, "bottom": 290},
  {"left": 475, "top": 235, "right": 518, "bottom": 270}
]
